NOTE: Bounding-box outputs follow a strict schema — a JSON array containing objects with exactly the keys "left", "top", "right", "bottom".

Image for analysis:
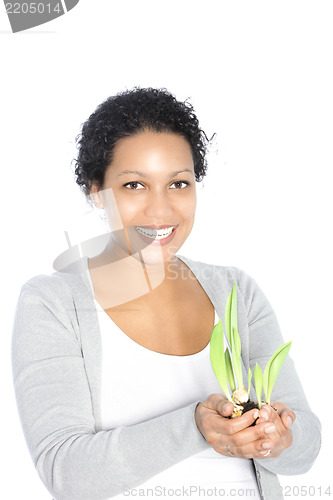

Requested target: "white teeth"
[{"left": 135, "top": 226, "right": 175, "bottom": 240}]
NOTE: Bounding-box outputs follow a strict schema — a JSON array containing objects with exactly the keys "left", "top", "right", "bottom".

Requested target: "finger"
[
  {"left": 228, "top": 420, "right": 277, "bottom": 449},
  {"left": 270, "top": 401, "right": 294, "bottom": 420},
  {"left": 257, "top": 404, "right": 284, "bottom": 423},
  {"left": 261, "top": 405, "right": 289, "bottom": 431},
  {"left": 256, "top": 406, "right": 271, "bottom": 423},
  {"left": 218, "top": 400, "right": 235, "bottom": 417},
  {"left": 256, "top": 406, "right": 294, "bottom": 452},
  {"left": 205, "top": 408, "right": 261, "bottom": 448},
  {"left": 259, "top": 406, "right": 287, "bottom": 438},
  {"left": 268, "top": 402, "right": 296, "bottom": 432},
  {"left": 258, "top": 445, "right": 282, "bottom": 459},
  {"left": 270, "top": 401, "right": 287, "bottom": 414},
  {"left": 222, "top": 408, "right": 260, "bottom": 435},
  {"left": 280, "top": 409, "right": 296, "bottom": 429},
  {"left": 225, "top": 434, "right": 277, "bottom": 459},
  {"left": 258, "top": 439, "right": 286, "bottom": 459},
  {"left": 217, "top": 417, "right": 283, "bottom": 459},
  {"left": 256, "top": 404, "right": 275, "bottom": 424},
  {"left": 201, "top": 394, "right": 234, "bottom": 416},
  {"left": 233, "top": 424, "right": 286, "bottom": 459},
  {"left": 224, "top": 405, "right": 292, "bottom": 459}
]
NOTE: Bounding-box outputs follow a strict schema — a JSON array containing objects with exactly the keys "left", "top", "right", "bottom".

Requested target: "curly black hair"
[{"left": 74, "top": 87, "right": 209, "bottom": 196}]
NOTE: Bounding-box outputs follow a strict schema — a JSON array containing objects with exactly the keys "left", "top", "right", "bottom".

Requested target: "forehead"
[{"left": 110, "top": 131, "right": 194, "bottom": 171}]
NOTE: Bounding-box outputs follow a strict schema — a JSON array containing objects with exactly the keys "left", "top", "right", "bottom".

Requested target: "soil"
[
  {"left": 240, "top": 400, "right": 260, "bottom": 413},
  {"left": 229, "top": 400, "right": 277, "bottom": 426}
]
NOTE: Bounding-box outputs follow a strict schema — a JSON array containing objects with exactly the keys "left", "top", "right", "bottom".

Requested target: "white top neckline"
[{"left": 93, "top": 297, "right": 217, "bottom": 360}]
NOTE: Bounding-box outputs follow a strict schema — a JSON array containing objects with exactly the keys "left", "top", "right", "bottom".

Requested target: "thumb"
[{"left": 218, "top": 400, "right": 235, "bottom": 417}]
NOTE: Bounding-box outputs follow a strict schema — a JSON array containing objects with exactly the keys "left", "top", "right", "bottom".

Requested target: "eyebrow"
[{"left": 118, "top": 169, "right": 193, "bottom": 178}]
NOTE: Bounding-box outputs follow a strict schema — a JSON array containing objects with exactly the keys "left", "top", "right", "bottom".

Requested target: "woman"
[{"left": 12, "top": 88, "right": 321, "bottom": 499}]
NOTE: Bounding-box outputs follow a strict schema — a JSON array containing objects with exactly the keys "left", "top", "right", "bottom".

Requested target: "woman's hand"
[
  {"left": 254, "top": 402, "right": 296, "bottom": 458},
  {"left": 195, "top": 394, "right": 295, "bottom": 459}
]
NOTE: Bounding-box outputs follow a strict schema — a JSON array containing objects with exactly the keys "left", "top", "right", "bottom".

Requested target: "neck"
[{"left": 88, "top": 237, "right": 185, "bottom": 305}]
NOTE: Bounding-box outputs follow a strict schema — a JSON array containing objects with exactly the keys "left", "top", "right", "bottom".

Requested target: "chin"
[{"left": 135, "top": 245, "right": 174, "bottom": 268}]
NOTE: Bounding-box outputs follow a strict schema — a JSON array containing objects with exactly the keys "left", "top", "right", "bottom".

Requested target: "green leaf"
[
  {"left": 263, "top": 341, "right": 292, "bottom": 404},
  {"left": 225, "top": 290, "right": 232, "bottom": 347},
  {"left": 231, "top": 327, "right": 243, "bottom": 387},
  {"left": 210, "top": 319, "right": 232, "bottom": 401},
  {"left": 230, "top": 282, "right": 238, "bottom": 344},
  {"left": 225, "top": 282, "right": 238, "bottom": 348},
  {"left": 254, "top": 363, "right": 263, "bottom": 409},
  {"left": 247, "top": 368, "right": 252, "bottom": 395},
  {"left": 225, "top": 348, "right": 236, "bottom": 393}
]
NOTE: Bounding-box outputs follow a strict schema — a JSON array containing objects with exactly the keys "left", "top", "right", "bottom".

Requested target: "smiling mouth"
[{"left": 135, "top": 226, "right": 176, "bottom": 240}]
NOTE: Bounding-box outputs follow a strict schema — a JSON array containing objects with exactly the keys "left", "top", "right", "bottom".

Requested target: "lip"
[
  {"left": 138, "top": 225, "right": 175, "bottom": 230},
  {"left": 134, "top": 225, "right": 178, "bottom": 246}
]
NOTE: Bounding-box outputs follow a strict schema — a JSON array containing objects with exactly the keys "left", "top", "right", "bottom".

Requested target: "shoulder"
[
  {"left": 178, "top": 254, "right": 257, "bottom": 290},
  {"left": 13, "top": 259, "right": 95, "bottom": 352},
  {"left": 178, "top": 254, "right": 269, "bottom": 315},
  {"left": 17, "top": 257, "right": 92, "bottom": 307}
]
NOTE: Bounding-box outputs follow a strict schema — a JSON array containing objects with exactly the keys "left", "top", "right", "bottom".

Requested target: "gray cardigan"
[{"left": 12, "top": 255, "right": 321, "bottom": 500}]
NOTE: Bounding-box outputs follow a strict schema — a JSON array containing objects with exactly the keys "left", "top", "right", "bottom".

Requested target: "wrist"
[{"left": 194, "top": 402, "right": 205, "bottom": 438}]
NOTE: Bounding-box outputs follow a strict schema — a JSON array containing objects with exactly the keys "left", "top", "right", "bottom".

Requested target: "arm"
[
  {"left": 237, "top": 269, "right": 322, "bottom": 475},
  {"left": 12, "top": 279, "right": 209, "bottom": 500}
]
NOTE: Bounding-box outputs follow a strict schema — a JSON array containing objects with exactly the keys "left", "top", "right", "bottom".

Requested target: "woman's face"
[{"left": 91, "top": 131, "right": 197, "bottom": 265}]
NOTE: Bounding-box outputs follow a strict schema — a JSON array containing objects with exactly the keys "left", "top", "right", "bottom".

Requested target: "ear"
[{"left": 90, "top": 183, "right": 104, "bottom": 209}]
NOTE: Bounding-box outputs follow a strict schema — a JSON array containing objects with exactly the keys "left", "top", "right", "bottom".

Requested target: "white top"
[{"left": 94, "top": 298, "right": 260, "bottom": 499}]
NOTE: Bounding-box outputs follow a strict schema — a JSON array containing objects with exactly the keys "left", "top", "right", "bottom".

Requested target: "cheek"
[
  {"left": 107, "top": 192, "right": 142, "bottom": 227},
  {"left": 174, "top": 195, "right": 196, "bottom": 240},
  {"left": 180, "top": 192, "right": 197, "bottom": 219}
]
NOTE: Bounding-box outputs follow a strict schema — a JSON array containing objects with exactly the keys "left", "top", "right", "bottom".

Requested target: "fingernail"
[
  {"left": 260, "top": 411, "right": 269, "bottom": 421},
  {"left": 262, "top": 442, "right": 271, "bottom": 449},
  {"left": 265, "top": 424, "right": 276, "bottom": 434},
  {"left": 286, "top": 416, "right": 293, "bottom": 428},
  {"left": 253, "top": 410, "right": 259, "bottom": 420},
  {"left": 221, "top": 402, "right": 233, "bottom": 415}
]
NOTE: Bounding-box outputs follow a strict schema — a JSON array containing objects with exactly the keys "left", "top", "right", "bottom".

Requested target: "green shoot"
[
  {"left": 225, "top": 348, "right": 236, "bottom": 393},
  {"left": 225, "top": 282, "right": 237, "bottom": 348},
  {"left": 231, "top": 327, "right": 243, "bottom": 388},
  {"left": 210, "top": 281, "right": 292, "bottom": 416},
  {"left": 263, "top": 341, "right": 292, "bottom": 404},
  {"left": 247, "top": 368, "right": 252, "bottom": 395},
  {"left": 254, "top": 363, "right": 263, "bottom": 409},
  {"left": 210, "top": 319, "right": 232, "bottom": 401},
  {"left": 225, "top": 290, "right": 232, "bottom": 347}
]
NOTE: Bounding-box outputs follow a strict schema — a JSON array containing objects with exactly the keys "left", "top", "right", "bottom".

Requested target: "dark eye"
[
  {"left": 170, "top": 181, "right": 189, "bottom": 189},
  {"left": 124, "top": 182, "right": 144, "bottom": 190}
]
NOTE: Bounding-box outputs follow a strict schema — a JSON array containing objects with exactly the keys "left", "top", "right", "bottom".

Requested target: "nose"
[{"left": 144, "top": 190, "right": 173, "bottom": 219}]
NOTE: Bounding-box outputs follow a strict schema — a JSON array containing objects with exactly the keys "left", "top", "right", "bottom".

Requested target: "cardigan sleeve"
[
  {"left": 236, "top": 269, "right": 321, "bottom": 476},
  {"left": 12, "top": 279, "right": 209, "bottom": 500}
]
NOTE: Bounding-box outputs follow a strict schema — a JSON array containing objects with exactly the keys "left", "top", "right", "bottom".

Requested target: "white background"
[{"left": 1, "top": 1, "right": 332, "bottom": 498}]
